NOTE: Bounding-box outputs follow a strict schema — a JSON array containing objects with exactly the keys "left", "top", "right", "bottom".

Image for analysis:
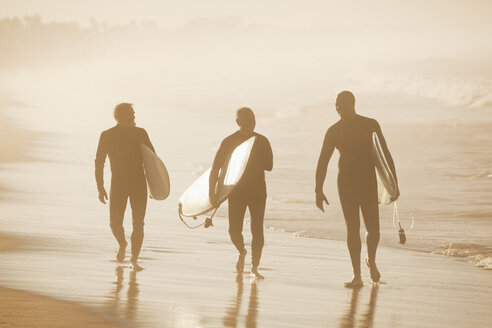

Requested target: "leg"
[
  {"left": 360, "top": 179, "right": 381, "bottom": 282},
  {"left": 109, "top": 183, "right": 129, "bottom": 261},
  {"left": 228, "top": 192, "right": 248, "bottom": 272},
  {"left": 339, "top": 194, "right": 361, "bottom": 275},
  {"left": 248, "top": 192, "right": 266, "bottom": 269},
  {"left": 129, "top": 178, "right": 147, "bottom": 265},
  {"left": 228, "top": 193, "right": 248, "bottom": 253},
  {"left": 338, "top": 176, "right": 363, "bottom": 287}
]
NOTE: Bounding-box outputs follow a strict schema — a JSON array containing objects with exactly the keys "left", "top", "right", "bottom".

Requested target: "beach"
[
  {"left": 1, "top": 83, "right": 492, "bottom": 327},
  {"left": 1, "top": 216, "right": 492, "bottom": 327},
  {"left": 1, "top": 9, "right": 492, "bottom": 325}
]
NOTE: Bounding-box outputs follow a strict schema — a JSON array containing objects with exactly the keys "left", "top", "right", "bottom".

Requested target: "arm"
[
  {"left": 315, "top": 130, "right": 335, "bottom": 211},
  {"left": 263, "top": 137, "right": 273, "bottom": 172},
  {"left": 95, "top": 132, "right": 108, "bottom": 204},
  {"left": 142, "top": 129, "right": 156, "bottom": 153},
  {"left": 374, "top": 121, "right": 400, "bottom": 200},
  {"left": 209, "top": 141, "right": 227, "bottom": 206}
]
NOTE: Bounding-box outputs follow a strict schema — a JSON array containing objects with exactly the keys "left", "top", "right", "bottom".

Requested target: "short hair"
[
  {"left": 337, "top": 91, "right": 355, "bottom": 108},
  {"left": 235, "top": 107, "right": 254, "bottom": 120},
  {"left": 113, "top": 103, "right": 133, "bottom": 120}
]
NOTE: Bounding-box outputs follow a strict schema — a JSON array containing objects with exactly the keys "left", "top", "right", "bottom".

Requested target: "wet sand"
[
  {"left": 1, "top": 218, "right": 491, "bottom": 328},
  {"left": 0, "top": 234, "right": 127, "bottom": 328},
  {"left": 0, "top": 287, "right": 128, "bottom": 328}
]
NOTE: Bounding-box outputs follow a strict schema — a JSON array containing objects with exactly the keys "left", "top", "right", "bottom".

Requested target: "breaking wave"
[{"left": 433, "top": 242, "right": 492, "bottom": 270}]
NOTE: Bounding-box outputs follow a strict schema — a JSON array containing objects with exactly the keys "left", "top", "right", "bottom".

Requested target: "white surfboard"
[
  {"left": 372, "top": 132, "right": 398, "bottom": 205},
  {"left": 179, "top": 136, "right": 256, "bottom": 217},
  {"left": 141, "top": 144, "right": 170, "bottom": 200}
]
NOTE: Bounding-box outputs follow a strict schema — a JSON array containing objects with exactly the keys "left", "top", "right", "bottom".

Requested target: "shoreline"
[
  {"left": 264, "top": 218, "right": 492, "bottom": 272},
  {"left": 0, "top": 107, "right": 36, "bottom": 163},
  {"left": 1, "top": 219, "right": 491, "bottom": 328},
  {"left": 0, "top": 233, "right": 130, "bottom": 328}
]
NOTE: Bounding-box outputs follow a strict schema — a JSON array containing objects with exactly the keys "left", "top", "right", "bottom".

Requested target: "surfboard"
[
  {"left": 141, "top": 144, "right": 170, "bottom": 200},
  {"left": 372, "top": 132, "right": 398, "bottom": 205},
  {"left": 179, "top": 136, "right": 256, "bottom": 217}
]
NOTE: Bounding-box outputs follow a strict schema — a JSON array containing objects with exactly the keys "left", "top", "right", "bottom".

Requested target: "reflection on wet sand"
[
  {"left": 223, "top": 275, "right": 243, "bottom": 327},
  {"left": 246, "top": 279, "right": 258, "bottom": 328},
  {"left": 339, "top": 285, "right": 379, "bottom": 328},
  {"left": 223, "top": 274, "right": 259, "bottom": 328},
  {"left": 105, "top": 266, "right": 124, "bottom": 314},
  {"left": 127, "top": 268, "right": 139, "bottom": 320},
  {"left": 105, "top": 265, "right": 140, "bottom": 322},
  {"left": 360, "top": 285, "right": 379, "bottom": 327}
]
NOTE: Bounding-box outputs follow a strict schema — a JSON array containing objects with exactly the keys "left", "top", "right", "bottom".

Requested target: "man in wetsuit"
[
  {"left": 95, "top": 103, "right": 155, "bottom": 271},
  {"left": 209, "top": 107, "right": 273, "bottom": 279},
  {"left": 315, "top": 91, "right": 399, "bottom": 287}
]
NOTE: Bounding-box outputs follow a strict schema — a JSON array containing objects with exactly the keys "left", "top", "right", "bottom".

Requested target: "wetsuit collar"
[{"left": 238, "top": 129, "right": 255, "bottom": 138}]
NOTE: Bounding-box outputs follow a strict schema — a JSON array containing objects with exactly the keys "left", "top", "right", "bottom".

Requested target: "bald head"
[{"left": 335, "top": 91, "right": 356, "bottom": 119}]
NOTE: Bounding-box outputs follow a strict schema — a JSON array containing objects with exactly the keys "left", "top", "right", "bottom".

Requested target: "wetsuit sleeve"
[
  {"left": 209, "top": 140, "right": 228, "bottom": 195},
  {"left": 374, "top": 121, "right": 398, "bottom": 184},
  {"left": 95, "top": 132, "right": 108, "bottom": 192},
  {"left": 315, "top": 128, "right": 336, "bottom": 193},
  {"left": 262, "top": 137, "right": 273, "bottom": 172},
  {"left": 142, "top": 129, "right": 156, "bottom": 153}
]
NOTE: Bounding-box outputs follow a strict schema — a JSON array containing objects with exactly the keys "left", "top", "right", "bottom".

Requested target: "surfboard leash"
[
  {"left": 392, "top": 201, "right": 415, "bottom": 245},
  {"left": 178, "top": 203, "right": 218, "bottom": 229}
]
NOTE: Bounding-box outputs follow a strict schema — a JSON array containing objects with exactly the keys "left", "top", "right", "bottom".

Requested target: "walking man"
[
  {"left": 315, "top": 91, "right": 399, "bottom": 287},
  {"left": 209, "top": 107, "right": 273, "bottom": 279},
  {"left": 95, "top": 103, "right": 155, "bottom": 271}
]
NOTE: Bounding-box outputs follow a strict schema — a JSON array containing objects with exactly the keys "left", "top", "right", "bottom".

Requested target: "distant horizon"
[{"left": 1, "top": 0, "right": 491, "bottom": 29}]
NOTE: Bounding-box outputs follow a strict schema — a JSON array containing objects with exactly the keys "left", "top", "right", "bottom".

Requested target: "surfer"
[
  {"left": 315, "top": 91, "right": 399, "bottom": 288},
  {"left": 95, "top": 103, "right": 155, "bottom": 271},
  {"left": 209, "top": 107, "right": 273, "bottom": 279}
]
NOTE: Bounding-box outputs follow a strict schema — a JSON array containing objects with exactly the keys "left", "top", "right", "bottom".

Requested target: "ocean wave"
[
  {"left": 442, "top": 170, "right": 492, "bottom": 179},
  {"left": 266, "top": 225, "right": 286, "bottom": 233},
  {"left": 269, "top": 196, "right": 314, "bottom": 205},
  {"left": 184, "top": 161, "right": 208, "bottom": 176},
  {"left": 433, "top": 242, "right": 492, "bottom": 270},
  {"left": 350, "top": 58, "right": 492, "bottom": 110},
  {"left": 356, "top": 74, "right": 492, "bottom": 109},
  {"left": 292, "top": 230, "right": 307, "bottom": 238}
]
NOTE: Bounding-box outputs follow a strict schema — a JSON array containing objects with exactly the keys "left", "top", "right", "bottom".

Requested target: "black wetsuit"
[
  {"left": 316, "top": 114, "right": 397, "bottom": 274},
  {"left": 211, "top": 131, "right": 273, "bottom": 267},
  {"left": 95, "top": 125, "right": 155, "bottom": 263}
]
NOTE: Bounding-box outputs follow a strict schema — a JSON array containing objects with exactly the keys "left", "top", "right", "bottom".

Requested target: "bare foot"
[
  {"left": 250, "top": 266, "right": 264, "bottom": 280},
  {"left": 344, "top": 275, "right": 363, "bottom": 288},
  {"left": 365, "top": 258, "right": 381, "bottom": 283},
  {"left": 116, "top": 241, "right": 127, "bottom": 263},
  {"left": 236, "top": 249, "right": 247, "bottom": 273},
  {"left": 130, "top": 262, "right": 144, "bottom": 272}
]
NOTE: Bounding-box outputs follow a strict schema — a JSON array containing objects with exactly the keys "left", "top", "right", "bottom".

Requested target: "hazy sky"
[
  {"left": 2, "top": 0, "right": 491, "bottom": 116},
  {"left": 1, "top": 0, "right": 492, "bottom": 30}
]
